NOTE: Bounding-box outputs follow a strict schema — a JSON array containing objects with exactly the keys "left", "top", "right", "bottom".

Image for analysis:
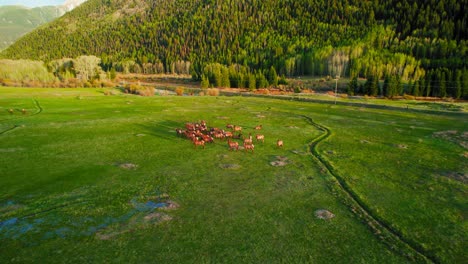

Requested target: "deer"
[
  {"left": 256, "top": 134, "right": 264, "bottom": 143},
  {"left": 234, "top": 125, "right": 242, "bottom": 132},
  {"left": 223, "top": 130, "right": 233, "bottom": 138},
  {"left": 214, "top": 132, "right": 225, "bottom": 140},
  {"left": 243, "top": 133, "right": 253, "bottom": 145},
  {"left": 21, "top": 109, "right": 26, "bottom": 114},
  {"left": 193, "top": 138, "right": 205, "bottom": 149},
  {"left": 175, "top": 128, "right": 184, "bottom": 137},
  {"left": 8, "top": 109, "right": 14, "bottom": 114},
  {"left": 244, "top": 143, "right": 254, "bottom": 153},
  {"left": 185, "top": 123, "right": 195, "bottom": 131},
  {"left": 202, "top": 134, "right": 214, "bottom": 143},
  {"left": 255, "top": 125, "right": 262, "bottom": 130},
  {"left": 227, "top": 139, "right": 239, "bottom": 151},
  {"left": 226, "top": 124, "right": 234, "bottom": 129},
  {"left": 277, "top": 139, "right": 284, "bottom": 148}
]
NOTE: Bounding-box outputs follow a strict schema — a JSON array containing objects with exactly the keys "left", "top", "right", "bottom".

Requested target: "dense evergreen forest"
[{"left": 1, "top": 0, "right": 467, "bottom": 98}]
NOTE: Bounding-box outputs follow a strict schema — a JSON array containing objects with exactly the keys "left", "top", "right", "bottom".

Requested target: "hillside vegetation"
[{"left": 1, "top": 0, "right": 467, "bottom": 98}]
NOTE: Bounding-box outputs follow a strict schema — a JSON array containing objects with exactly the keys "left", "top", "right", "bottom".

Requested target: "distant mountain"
[{"left": 0, "top": 1, "right": 87, "bottom": 50}]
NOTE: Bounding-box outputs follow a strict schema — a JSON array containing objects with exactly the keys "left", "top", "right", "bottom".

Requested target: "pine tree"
[
  {"left": 383, "top": 75, "right": 390, "bottom": 97},
  {"left": 248, "top": 73, "right": 256, "bottom": 91},
  {"left": 347, "top": 76, "right": 358, "bottom": 95},
  {"left": 221, "top": 67, "right": 230, "bottom": 88},
  {"left": 395, "top": 75, "right": 402, "bottom": 96},
  {"left": 454, "top": 69, "right": 462, "bottom": 99},
  {"left": 267, "top": 66, "right": 278, "bottom": 87},
  {"left": 201, "top": 74, "right": 210, "bottom": 89},
  {"left": 413, "top": 80, "right": 420, "bottom": 96}
]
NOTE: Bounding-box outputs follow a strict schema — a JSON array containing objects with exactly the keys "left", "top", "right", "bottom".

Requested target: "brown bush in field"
[
  {"left": 100, "top": 80, "right": 115, "bottom": 88},
  {"left": 207, "top": 88, "right": 219, "bottom": 96},
  {"left": 138, "top": 87, "right": 155, "bottom": 96},
  {"left": 175, "top": 87, "right": 184, "bottom": 96},
  {"left": 403, "top": 94, "right": 416, "bottom": 100},
  {"left": 1, "top": 79, "right": 18, "bottom": 87},
  {"left": 124, "top": 84, "right": 154, "bottom": 96}
]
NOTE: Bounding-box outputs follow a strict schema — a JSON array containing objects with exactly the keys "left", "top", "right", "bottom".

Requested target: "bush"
[
  {"left": 175, "top": 87, "right": 184, "bottom": 96},
  {"left": 124, "top": 84, "right": 154, "bottom": 96},
  {"left": 207, "top": 88, "right": 220, "bottom": 96}
]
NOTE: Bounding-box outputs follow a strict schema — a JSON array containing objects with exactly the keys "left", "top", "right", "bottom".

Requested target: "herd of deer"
[{"left": 176, "top": 121, "right": 283, "bottom": 153}]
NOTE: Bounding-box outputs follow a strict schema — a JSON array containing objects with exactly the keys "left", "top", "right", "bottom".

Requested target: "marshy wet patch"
[
  {"left": 395, "top": 144, "right": 408, "bottom": 149},
  {"left": 314, "top": 209, "right": 335, "bottom": 220},
  {"left": 0, "top": 190, "right": 180, "bottom": 243},
  {"left": 116, "top": 163, "right": 138, "bottom": 170},
  {"left": 270, "top": 156, "right": 290, "bottom": 167},
  {"left": 220, "top": 164, "right": 241, "bottom": 170},
  {"left": 433, "top": 130, "right": 468, "bottom": 149},
  {"left": 439, "top": 171, "right": 468, "bottom": 184}
]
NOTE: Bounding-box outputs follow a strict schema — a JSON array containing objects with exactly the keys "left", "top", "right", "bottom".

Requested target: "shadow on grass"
[
  {"left": 407, "top": 101, "right": 464, "bottom": 112},
  {"left": 136, "top": 120, "right": 184, "bottom": 141}
]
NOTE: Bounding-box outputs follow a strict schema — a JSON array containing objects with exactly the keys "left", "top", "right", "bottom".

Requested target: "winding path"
[
  {"left": 0, "top": 99, "right": 42, "bottom": 135},
  {"left": 301, "top": 115, "right": 436, "bottom": 264}
]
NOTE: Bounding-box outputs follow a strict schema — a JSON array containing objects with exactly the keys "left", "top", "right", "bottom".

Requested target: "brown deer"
[
  {"left": 255, "top": 125, "right": 262, "bottom": 130},
  {"left": 234, "top": 125, "right": 242, "bottom": 132},
  {"left": 277, "top": 139, "right": 284, "bottom": 148},
  {"left": 185, "top": 123, "right": 195, "bottom": 131},
  {"left": 227, "top": 139, "right": 239, "bottom": 151},
  {"left": 193, "top": 139, "right": 205, "bottom": 149},
  {"left": 223, "top": 130, "right": 233, "bottom": 138},
  {"left": 243, "top": 133, "right": 253, "bottom": 145},
  {"left": 244, "top": 143, "right": 254, "bottom": 153},
  {"left": 175, "top": 128, "right": 184, "bottom": 137},
  {"left": 202, "top": 134, "right": 214, "bottom": 143},
  {"left": 214, "top": 132, "right": 225, "bottom": 140},
  {"left": 256, "top": 134, "right": 264, "bottom": 143},
  {"left": 226, "top": 124, "right": 234, "bottom": 129}
]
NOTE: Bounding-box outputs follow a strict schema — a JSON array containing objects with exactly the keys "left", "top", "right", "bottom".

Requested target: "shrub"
[
  {"left": 124, "top": 84, "right": 154, "bottom": 96},
  {"left": 403, "top": 94, "right": 416, "bottom": 100},
  {"left": 175, "top": 87, "right": 184, "bottom": 96},
  {"left": 207, "top": 88, "right": 220, "bottom": 96}
]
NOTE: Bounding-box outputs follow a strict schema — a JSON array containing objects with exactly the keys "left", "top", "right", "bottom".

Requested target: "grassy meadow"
[{"left": 0, "top": 87, "right": 466, "bottom": 263}]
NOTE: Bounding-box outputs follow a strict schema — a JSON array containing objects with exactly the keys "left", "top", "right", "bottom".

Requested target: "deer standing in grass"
[
  {"left": 193, "top": 138, "right": 205, "bottom": 149},
  {"left": 227, "top": 139, "right": 239, "bottom": 151},
  {"left": 255, "top": 125, "right": 262, "bottom": 130},
  {"left": 234, "top": 125, "right": 242, "bottom": 132},
  {"left": 8, "top": 109, "right": 14, "bottom": 114},
  {"left": 256, "top": 134, "right": 264, "bottom": 143},
  {"left": 244, "top": 143, "right": 254, "bottom": 153},
  {"left": 243, "top": 133, "right": 253, "bottom": 145},
  {"left": 277, "top": 139, "right": 283, "bottom": 148}
]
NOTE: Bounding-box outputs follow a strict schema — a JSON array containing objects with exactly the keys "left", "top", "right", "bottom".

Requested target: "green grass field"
[{"left": 0, "top": 88, "right": 466, "bottom": 263}]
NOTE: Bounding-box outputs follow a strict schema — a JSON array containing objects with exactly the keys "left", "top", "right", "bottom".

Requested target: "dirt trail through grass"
[
  {"left": 301, "top": 115, "right": 436, "bottom": 263},
  {"left": 0, "top": 99, "right": 42, "bottom": 135}
]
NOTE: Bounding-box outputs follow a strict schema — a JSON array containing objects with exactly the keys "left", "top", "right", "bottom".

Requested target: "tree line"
[{"left": 0, "top": 0, "right": 467, "bottom": 98}]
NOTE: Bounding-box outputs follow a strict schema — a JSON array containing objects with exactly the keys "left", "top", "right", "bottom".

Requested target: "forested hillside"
[{"left": 1, "top": 0, "right": 467, "bottom": 97}]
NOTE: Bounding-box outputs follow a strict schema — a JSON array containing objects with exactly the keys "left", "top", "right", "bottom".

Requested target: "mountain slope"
[{"left": 1, "top": 0, "right": 467, "bottom": 85}]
